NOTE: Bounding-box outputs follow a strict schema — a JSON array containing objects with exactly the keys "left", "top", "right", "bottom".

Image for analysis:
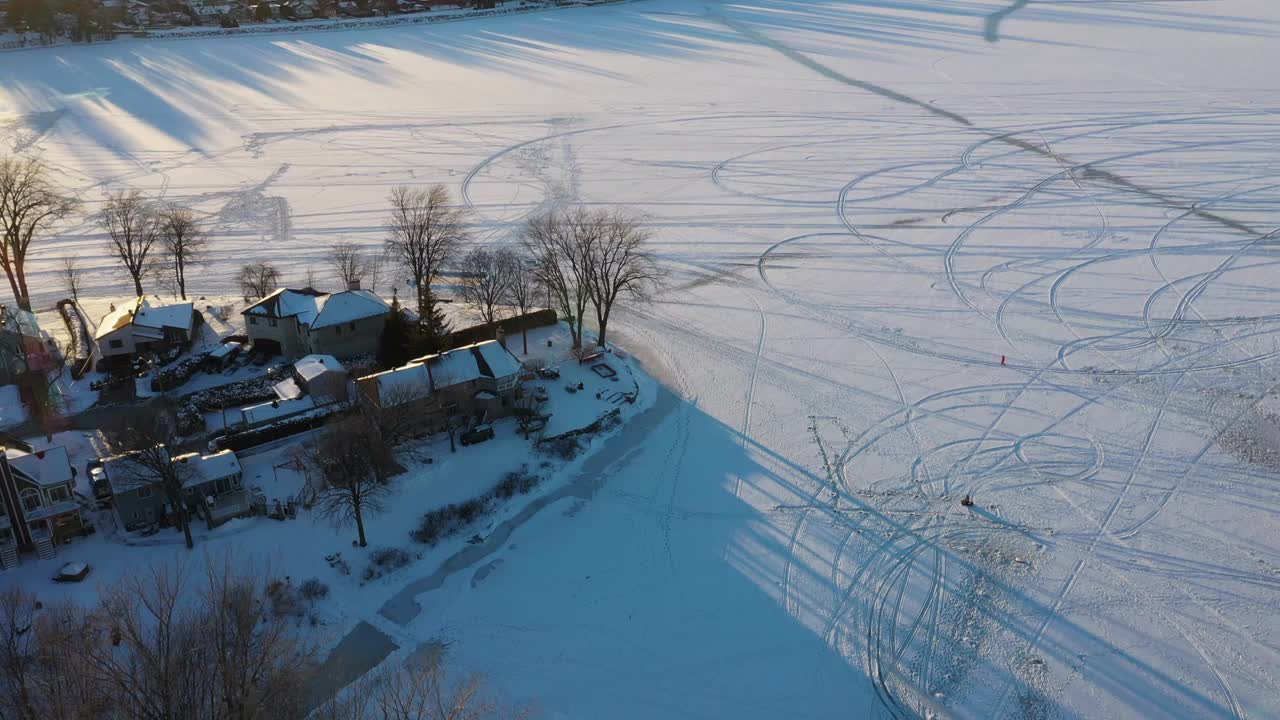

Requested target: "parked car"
[
  {"left": 538, "top": 366, "right": 560, "bottom": 379},
  {"left": 53, "top": 562, "right": 92, "bottom": 583},
  {"left": 533, "top": 386, "right": 549, "bottom": 402},
  {"left": 89, "top": 463, "right": 112, "bottom": 502},
  {"left": 460, "top": 424, "right": 495, "bottom": 446}
]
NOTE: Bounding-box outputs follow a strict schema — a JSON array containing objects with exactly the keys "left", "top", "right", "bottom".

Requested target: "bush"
[
  {"left": 299, "top": 577, "right": 329, "bottom": 602},
  {"left": 542, "top": 436, "right": 579, "bottom": 460},
  {"left": 362, "top": 547, "right": 413, "bottom": 581},
  {"left": 411, "top": 498, "right": 491, "bottom": 545},
  {"left": 265, "top": 579, "right": 303, "bottom": 618},
  {"left": 494, "top": 466, "right": 539, "bottom": 499}
]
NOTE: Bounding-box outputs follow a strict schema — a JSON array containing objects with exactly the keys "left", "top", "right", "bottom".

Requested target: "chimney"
[{"left": 347, "top": 279, "right": 361, "bottom": 291}]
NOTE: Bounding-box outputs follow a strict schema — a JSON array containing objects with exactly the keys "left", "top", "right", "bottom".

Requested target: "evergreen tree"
[{"left": 376, "top": 297, "right": 412, "bottom": 368}]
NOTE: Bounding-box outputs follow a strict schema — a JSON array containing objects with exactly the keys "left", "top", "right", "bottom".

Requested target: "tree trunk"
[
  {"left": 178, "top": 506, "right": 193, "bottom": 549},
  {"left": 521, "top": 326, "right": 528, "bottom": 355},
  {"left": 132, "top": 274, "right": 144, "bottom": 297},
  {"left": 596, "top": 306, "right": 610, "bottom": 348},
  {"left": 354, "top": 502, "right": 367, "bottom": 547}
]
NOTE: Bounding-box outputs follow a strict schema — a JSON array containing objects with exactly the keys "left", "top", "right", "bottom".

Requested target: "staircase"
[
  {"left": 0, "top": 543, "right": 17, "bottom": 570},
  {"left": 34, "top": 535, "right": 55, "bottom": 561}
]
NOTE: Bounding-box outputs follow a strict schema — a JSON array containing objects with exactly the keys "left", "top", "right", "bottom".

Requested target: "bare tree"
[
  {"left": 329, "top": 241, "right": 369, "bottom": 290},
  {"left": 82, "top": 562, "right": 217, "bottom": 720},
  {"left": 385, "top": 185, "right": 469, "bottom": 348},
  {"left": 501, "top": 249, "right": 538, "bottom": 355},
  {"left": 312, "top": 656, "right": 528, "bottom": 720},
  {"left": 365, "top": 248, "right": 388, "bottom": 294},
  {"left": 456, "top": 247, "right": 511, "bottom": 327},
  {"left": 155, "top": 205, "right": 206, "bottom": 301},
  {"left": 583, "top": 209, "right": 662, "bottom": 347},
  {"left": 0, "top": 588, "right": 38, "bottom": 720},
  {"left": 26, "top": 602, "right": 107, "bottom": 720},
  {"left": 201, "top": 554, "right": 313, "bottom": 720},
  {"left": 0, "top": 157, "right": 79, "bottom": 311},
  {"left": 58, "top": 257, "right": 82, "bottom": 304},
  {"left": 100, "top": 189, "right": 158, "bottom": 297},
  {"left": 303, "top": 266, "right": 319, "bottom": 290},
  {"left": 238, "top": 262, "right": 280, "bottom": 301},
  {"left": 106, "top": 414, "right": 197, "bottom": 549},
  {"left": 520, "top": 209, "right": 593, "bottom": 349},
  {"left": 298, "top": 416, "right": 392, "bottom": 547}
]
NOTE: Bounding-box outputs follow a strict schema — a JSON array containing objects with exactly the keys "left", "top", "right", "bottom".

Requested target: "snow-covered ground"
[{"left": 3, "top": 0, "right": 1280, "bottom": 717}]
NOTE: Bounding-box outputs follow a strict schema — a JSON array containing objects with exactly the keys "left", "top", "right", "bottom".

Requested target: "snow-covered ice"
[{"left": 3, "top": 0, "right": 1280, "bottom": 717}]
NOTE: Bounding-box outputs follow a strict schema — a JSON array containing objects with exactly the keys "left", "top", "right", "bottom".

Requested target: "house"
[
  {"left": 243, "top": 286, "right": 392, "bottom": 360},
  {"left": 358, "top": 339, "right": 522, "bottom": 430},
  {"left": 239, "top": 396, "right": 317, "bottom": 429},
  {"left": 0, "top": 445, "right": 89, "bottom": 568},
  {"left": 290, "top": 354, "right": 349, "bottom": 404},
  {"left": 0, "top": 304, "right": 51, "bottom": 385},
  {"left": 94, "top": 297, "right": 201, "bottom": 367},
  {"left": 104, "top": 448, "right": 250, "bottom": 531}
]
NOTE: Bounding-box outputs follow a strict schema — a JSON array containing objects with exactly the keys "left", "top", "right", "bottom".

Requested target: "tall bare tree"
[
  {"left": 298, "top": 415, "right": 392, "bottom": 548},
  {"left": 82, "top": 562, "right": 217, "bottom": 720},
  {"left": 237, "top": 262, "right": 280, "bottom": 301},
  {"left": 500, "top": 248, "right": 538, "bottom": 355},
  {"left": 0, "top": 588, "right": 39, "bottom": 720},
  {"left": 328, "top": 240, "right": 369, "bottom": 290},
  {"left": 106, "top": 414, "right": 196, "bottom": 549},
  {"left": 520, "top": 209, "right": 593, "bottom": 349},
  {"left": 58, "top": 256, "right": 82, "bottom": 303},
  {"left": 100, "top": 189, "right": 158, "bottom": 297},
  {"left": 583, "top": 209, "right": 662, "bottom": 347},
  {"left": 155, "top": 204, "right": 206, "bottom": 301},
  {"left": 385, "top": 185, "right": 469, "bottom": 348},
  {"left": 456, "top": 247, "right": 511, "bottom": 327},
  {"left": 0, "top": 157, "right": 79, "bottom": 310},
  {"left": 201, "top": 555, "right": 313, "bottom": 720}
]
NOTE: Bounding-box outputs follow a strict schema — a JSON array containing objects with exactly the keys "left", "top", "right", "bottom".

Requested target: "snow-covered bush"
[
  {"left": 185, "top": 374, "right": 279, "bottom": 411},
  {"left": 494, "top": 466, "right": 539, "bottom": 499},
  {"left": 541, "top": 435, "right": 580, "bottom": 460},
  {"left": 362, "top": 547, "right": 413, "bottom": 581},
  {"left": 300, "top": 577, "right": 330, "bottom": 602},
  {"left": 411, "top": 498, "right": 490, "bottom": 545},
  {"left": 265, "top": 579, "right": 304, "bottom": 618}
]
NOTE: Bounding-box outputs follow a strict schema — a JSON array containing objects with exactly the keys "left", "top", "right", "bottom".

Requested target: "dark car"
[{"left": 460, "top": 424, "right": 495, "bottom": 446}]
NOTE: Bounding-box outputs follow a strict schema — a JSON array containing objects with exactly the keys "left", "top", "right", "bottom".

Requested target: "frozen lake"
[{"left": 3, "top": 0, "right": 1279, "bottom": 716}]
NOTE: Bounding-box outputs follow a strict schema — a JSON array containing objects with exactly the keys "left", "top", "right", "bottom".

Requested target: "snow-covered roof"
[
  {"left": 134, "top": 301, "right": 194, "bottom": 332},
  {"left": 6, "top": 446, "right": 74, "bottom": 488},
  {"left": 294, "top": 354, "right": 344, "bottom": 382},
  {"left": 273, "top": 377, "right": 303, "bottom": 400},
  {"left": 473, "top": 339, "right": 521, "bottom": 379},
  {"left": 95, "top": 298, "right": 194, "bottom": 340},
  {"left": 416, "top": 340, "right": 521, "bottom": 388},
  {"left": 95, "top": 299, "right": 140, "bottom": 340},
  {"left": 241, "top": 396, "right": 316, "bottom": 426},
  {"left": 210, "top": 341, "right": 242, "bottom": 359},
  {"left": 243, "top": 288, "right": 389, "bottom": 329},
  {"left": 172, "top": 450, "right": 240, "bottom": 487},
  {"left": 364, "top": 364, "right": 431, "bottom": 405},
  {"left": 312, "top": 290, "right": 390, "bottom": 329},
  {"left": 243, "top": 288, "right": 326, "bottom": 324}
]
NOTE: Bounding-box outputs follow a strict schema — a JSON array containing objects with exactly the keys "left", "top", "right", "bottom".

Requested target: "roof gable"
[{"left": 7, "top": 446, "right": 74, "bottom": 488}]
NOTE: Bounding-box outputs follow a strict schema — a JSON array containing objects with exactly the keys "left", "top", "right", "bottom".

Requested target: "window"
[
  {"left": 349, "top": 322, "right": 356, "bottom": 331},
  {"left": 137, "top": 485, "right": 153, "bottom": 500},
  {"left": 269, "top": 318, "right": 278, "bottom": 328},
  {"left": 249, "top": 316, "right": 258, "bottom": 326},
  {"left": 335, "top": 325, "right": 342, "bottom": 335},
  {"left": 109, "top": 339, "right": 124, "bottom": 349},
  {"left": 20, "top": 488, "right": 41, "bottom": 512},
  {"left": 233, "top": 474, "right": 243, "bottom": 489},
  {"left": 46, "top": 486, "right": 69, "bottom": 504},
  {"left": 215, "top": 477, "right": 232, "bottom": 494}
]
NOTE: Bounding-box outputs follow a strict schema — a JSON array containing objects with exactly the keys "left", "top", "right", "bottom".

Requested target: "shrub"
[
  {"left": 411, "top": 498, "right": 491, "bottom": 545},
  {"left": 362, "top": 547, "right": 413, "bottom": 581},
  {"left": 300, "top": 577, "right": 329, "bottom": 602},
  {"left": 542, "top": 436, "right": 579, "bottom": 460},
  {"left": 265, "top": 579, "right": 303, "bottom": 618},
  {"left": 494, "top": 466, "right": 539, "bottom": 499}
]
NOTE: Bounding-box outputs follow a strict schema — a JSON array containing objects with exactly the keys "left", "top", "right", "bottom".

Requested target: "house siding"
[
  {"left": 307, "top": 314, "right": 385, "bottom": 359},
  {"left": 246, "top": 315, "right": 304, "bottom": 357}
]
